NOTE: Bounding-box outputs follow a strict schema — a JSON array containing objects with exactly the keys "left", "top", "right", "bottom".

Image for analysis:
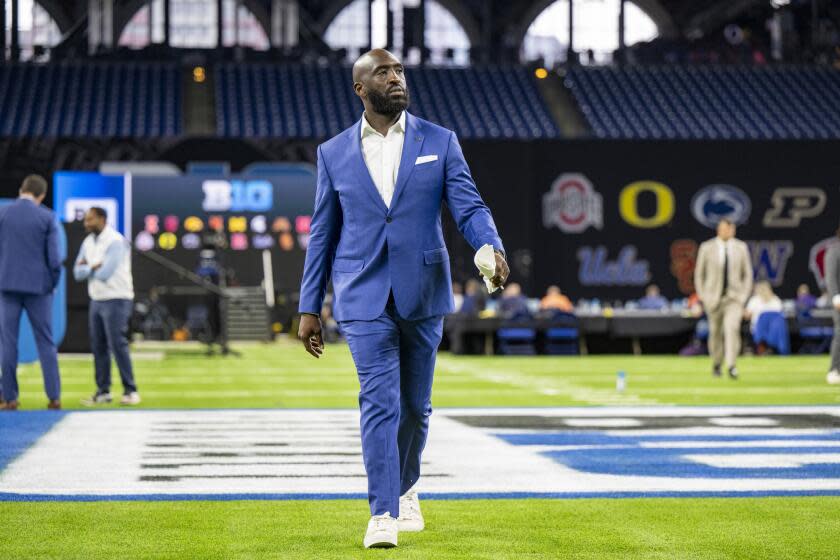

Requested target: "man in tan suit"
[{"left": 694, "top": 219, "right": 753, "bottom": 379}]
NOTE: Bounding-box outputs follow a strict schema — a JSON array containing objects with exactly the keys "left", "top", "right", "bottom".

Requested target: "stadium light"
[
  {"left": 193, "top": 66, "right": 206, "bottom": 83},
  {"left": 535, "top": 67, "right": 549, "bottom": 79}
]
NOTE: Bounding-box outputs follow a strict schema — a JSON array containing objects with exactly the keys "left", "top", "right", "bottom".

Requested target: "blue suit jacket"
[
  {"left": 299, "top": 112, "right": 504, "bottom": 322},
  {"left": 0, "top": 198, "right": 62, "bottom": 295}
]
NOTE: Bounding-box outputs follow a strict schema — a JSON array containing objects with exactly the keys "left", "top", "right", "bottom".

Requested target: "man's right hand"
[{"left": 298, "top": 313, "right": 324, "bottom": 358}]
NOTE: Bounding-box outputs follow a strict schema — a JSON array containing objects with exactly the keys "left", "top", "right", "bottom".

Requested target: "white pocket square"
[{"left": 415, "top": 155, "right": 438, "bottom": 165}]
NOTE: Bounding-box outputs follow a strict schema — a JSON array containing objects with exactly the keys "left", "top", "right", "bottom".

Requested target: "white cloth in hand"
[
  {"left": 474, "top": 244, "right": 499, "bottom": 294},
  {"left": 833, "top": 294, "right": 840, "bottom": 307}
]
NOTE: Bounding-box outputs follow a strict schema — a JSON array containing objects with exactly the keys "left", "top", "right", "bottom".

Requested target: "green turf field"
[
  {"left": 4, "top": 341, "right": 840, "bottom": 559},
  {"left": 10, "top": 340, "right": 840, "bottom": 409},
  {"left": 2, "top": 497, "right": 838, "bottom": 559}
]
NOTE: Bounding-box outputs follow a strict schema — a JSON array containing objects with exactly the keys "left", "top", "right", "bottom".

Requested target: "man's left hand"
[{"left": 491, "top": 251, "right": 509, "bottom": 288}]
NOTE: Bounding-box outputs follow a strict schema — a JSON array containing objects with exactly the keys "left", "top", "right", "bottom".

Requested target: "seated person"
[
  {"left": 452, "top": 281, "right": 464, "bottom": 313},
  {"left": 637, "top": 284, "right": 669, "bottom": 310},
  {"left": 497, "top": 282, "right": 530, "bottom": 319},
  {"left": 745, "top": 281, "right": 783, "bottom": 333},
  {"left": 540, "top": 285, "right": 574, "bottom": 313},
  {"left": 459, "top": 278, "right": 487, "bottom": 316},
  {"left": 795, "top": 283, "right": 817, "bottom": 314}
]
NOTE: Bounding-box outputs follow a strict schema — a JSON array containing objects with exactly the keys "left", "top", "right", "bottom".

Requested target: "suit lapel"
[
  {"left": 389, "top": 112, "right": 424, "bottom": 211},
  {"left": 351, "top": 120, "right": 390, "bottom": 214}
]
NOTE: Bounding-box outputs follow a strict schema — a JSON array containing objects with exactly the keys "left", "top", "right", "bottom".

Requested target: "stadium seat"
[
  {"left": 565, "top": 65, "right": 840, "bottom": 140},
  {"left": 0, "top": 62, "right": 182, "bottom": 138},
  {"left": 214, "top": 63, "right": 561, "bottom": 140}
]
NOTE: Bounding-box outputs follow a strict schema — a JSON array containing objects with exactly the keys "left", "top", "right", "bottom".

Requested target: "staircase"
[{"left": 223, "top": 287, "right": 271, "bottom": 341}]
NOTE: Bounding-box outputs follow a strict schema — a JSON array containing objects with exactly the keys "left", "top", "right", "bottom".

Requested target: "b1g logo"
[
  {"left": 542, "top": 173, "right": 603, "bottom": 234},
  {"left": 762, "top": 188, "right": 827, "bottom": 228},
  {"left": 691, "top": 184, "right": 751, "bottom": 228},
  {"left": 619, "top": 181, "right": 675, "bottom": 229},
  {"left": 202, "top": 180, "right": 273, "bottom": 212}
]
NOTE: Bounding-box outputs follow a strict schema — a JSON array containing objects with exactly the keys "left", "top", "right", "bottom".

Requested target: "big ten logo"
[
  {"left": 619, "top": 181, "right": 675, "bottom": 229},
  {"left": 202, "top": 180, "right": 273, "bottom": 212},
  {"left": 746, "top": 240, "right": 794, "bottom": 287},
  {"left": 670, "top": 239, "right": 698, "bottom": 295}
]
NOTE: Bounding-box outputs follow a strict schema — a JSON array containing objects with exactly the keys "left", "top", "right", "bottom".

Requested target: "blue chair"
[
  {"left": 544, "top": 311, "right": 579, "bottom": 355},
  {"left": 497, "top": 310, "right": 537, "bottom": 355},
  {"left": 797, "top": 312, "right": 833, "bottom": 354}
]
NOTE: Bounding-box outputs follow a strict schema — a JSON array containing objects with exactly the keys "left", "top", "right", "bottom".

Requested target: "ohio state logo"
[{"left": 542, "top": 173, "right": 603, "bottom": 234}]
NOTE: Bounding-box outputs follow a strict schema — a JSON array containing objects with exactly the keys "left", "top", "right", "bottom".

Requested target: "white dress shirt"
[
  {"left": 360, "top": 111, "right": 406, "bottom": 208},
  {"left": 716, "top": 237, "right": 731, "bottom": 266}
]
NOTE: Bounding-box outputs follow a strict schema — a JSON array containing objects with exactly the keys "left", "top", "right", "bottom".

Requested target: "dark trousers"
[
  {"left": 90, "top": 299, "right": 137, "bottom": 395},
  {"left": 832, "top": 309, "right": 840, "bottom": 373},
  {"left": 340, "top": 297, "right": 444, "bottom": 517},
  {"left": 0, "top": 291, "right": 61, "bottom": 402}
]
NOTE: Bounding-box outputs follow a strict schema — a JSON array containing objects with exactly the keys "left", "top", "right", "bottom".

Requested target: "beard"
[{"left": 368, "top": 87, "right": 410, "bottom": 116}]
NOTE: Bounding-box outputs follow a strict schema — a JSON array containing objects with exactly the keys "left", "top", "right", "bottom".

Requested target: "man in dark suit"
[
  {"left": 826, "top": 225, "right": 840, "bottom": 385},
  {"left": 298, "top": 49, "right": 508, "bottom": 548},
  {"left": 0, "top": 175, "right": 63, "bottom": 410}
]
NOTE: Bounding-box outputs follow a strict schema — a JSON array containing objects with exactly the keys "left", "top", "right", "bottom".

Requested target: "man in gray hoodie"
[{"left": 825, "top": 225, "right": 840, "bottom": 385}]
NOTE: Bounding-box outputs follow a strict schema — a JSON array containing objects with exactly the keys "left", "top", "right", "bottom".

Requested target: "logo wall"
[
  {"left": 762, "top": 188, "right": 827, "bottom": 227},
  {"left": 746, "top": 241, "right": 794, "bottom": 287},
  {"left": 619, "top": 181, "right": 675, "bottom": 228},
  {"left": 691, "top": 185, "right": 751, "bottom": 228},
  {"left": 543, "top": 173, "right": 603, "bottom": 233}
]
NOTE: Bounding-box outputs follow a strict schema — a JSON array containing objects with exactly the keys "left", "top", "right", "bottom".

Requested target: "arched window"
[
  {"left": 4, "top": 0, "right": 62, "bottom": 61},
  {"left": 325, "top": 0, "right": 470, "bottom": 66},
  {"left": 523, "top": 0, "right": 658, "bottom": 66},
  {"left": 119, "top": 0, "right": 269, "bottom": 50}
]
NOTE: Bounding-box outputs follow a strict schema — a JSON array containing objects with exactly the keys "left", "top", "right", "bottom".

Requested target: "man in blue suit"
[
  {"left": 298, "top": 49, "right": 508, "bottom": 548},
  {"left": 0, "top": 175, "right": 63, "bottom": 410}
]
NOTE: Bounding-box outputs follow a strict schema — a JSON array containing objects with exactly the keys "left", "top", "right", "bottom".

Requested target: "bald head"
[
  {"left": 352, "top": 49, "right": 399, "bottom": 82},
  {"left": 353, "top": 49, "right": 409, "bottom": 118}
]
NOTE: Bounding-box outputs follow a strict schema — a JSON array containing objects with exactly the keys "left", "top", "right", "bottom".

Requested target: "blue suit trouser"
[
  {"left": 89, "top": 299, "right": 137, "bottom": 395},
  {"left": 340, "top": 297, "right": 444, "bottom": 517},
  {"left": 0, "top": 291, "right": 61, "bottom": 402}
]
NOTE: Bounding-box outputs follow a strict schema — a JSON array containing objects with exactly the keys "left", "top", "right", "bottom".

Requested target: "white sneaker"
[
  {"left": 397, "top": 489, "right": 424, "bottom": 532},
  {"left": 363, "top": 513, "right": 398, "bottom": 549},
  {"left": 80, "top": 392, "right": 112, "bottom": 407},
  {"left": 827, "top": 371, "right": 840, "bottom": 385},
  {"left": 120, "top": 392, "right": 142, "bottom": 406}
]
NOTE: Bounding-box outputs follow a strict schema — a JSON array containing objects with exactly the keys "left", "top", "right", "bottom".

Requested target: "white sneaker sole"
[{"left": 364, "top": 533, "right": 397, "bottom": 548}]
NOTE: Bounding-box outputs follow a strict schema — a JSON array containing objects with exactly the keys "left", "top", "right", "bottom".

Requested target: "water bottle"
[{"left": 616, "top": 371, "right": 626, "bottom": 393}]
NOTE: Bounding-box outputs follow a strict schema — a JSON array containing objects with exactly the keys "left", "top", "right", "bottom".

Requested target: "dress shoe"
[
  {"left": 2, "top": 400, "right": 19, "bottom": 410},
  {"left": 47, "top": 400, "right": 61, "bottom": 410}
]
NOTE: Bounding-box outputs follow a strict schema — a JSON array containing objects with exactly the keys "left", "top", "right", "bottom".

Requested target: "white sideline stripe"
[
  {"left": 685, "top": 454, "right": 840, "bottom": 469},
  {"left": 564, "top": 418, "right": 642, "bottom": 427},
  {"left": 708, "top": 417, "right": 778, "bottom": 427}
]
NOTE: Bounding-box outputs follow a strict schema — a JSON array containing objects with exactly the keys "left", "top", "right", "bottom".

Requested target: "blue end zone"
[{"left": 0, "top": 412, "right": 68, "bottom": 472}]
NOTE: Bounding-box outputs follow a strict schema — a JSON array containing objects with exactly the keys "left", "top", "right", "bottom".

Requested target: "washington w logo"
[{"left": 746, "top": 240, "right": 794, "bottom": 287}]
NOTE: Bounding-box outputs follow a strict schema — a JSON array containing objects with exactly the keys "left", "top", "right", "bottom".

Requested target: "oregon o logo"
[{"left": 619, "top": 181, "right": 675, "bottom": 228}]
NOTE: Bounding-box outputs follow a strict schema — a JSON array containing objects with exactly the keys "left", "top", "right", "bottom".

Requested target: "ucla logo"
[
  {"left": 746, "top": 240, "right": 794, "bottom": 287},
  {"left": 202, "top": 180, "right": 273, "bottom": 212},
  {"left": 691, "top": 185, "right": 751, "bottom": 229},
  {"left": 577, "top": 245, "right": 651, "bottom": 287}
]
